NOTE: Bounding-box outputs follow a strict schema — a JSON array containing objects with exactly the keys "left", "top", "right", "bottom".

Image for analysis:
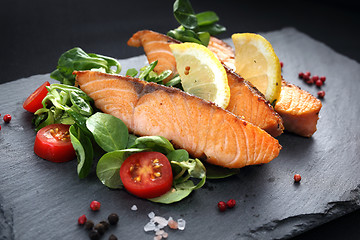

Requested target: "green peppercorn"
[
  {"left": 85, "top": 220, "right": 94, "bottom": 230},
  {"left": 88, "top": 230, "right": 100, "bottom": 240},
  {"left": 107, "top": 213, "right": 119, "bottom": 225},
  {"left": 109, "top": 234, "right": 118, "bottom": 240}
]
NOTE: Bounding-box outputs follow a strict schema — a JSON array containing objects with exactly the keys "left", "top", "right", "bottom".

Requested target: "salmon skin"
[
  {"left": 127, "top": 30, "right": 284, "bottom": 137},
  {"left": 75, "top": 70, "right": 281, "bottom": 168},
  {"left": 207, "top": 36, "right": 322, "bottom": 137}
]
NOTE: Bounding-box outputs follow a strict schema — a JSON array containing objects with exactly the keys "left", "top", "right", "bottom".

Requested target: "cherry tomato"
[
  {"left": 23, "top": 81, "right": 50, "bottom": 113},
  {"left": 34, "top": 124, "right": 76, "bottom": 163},
  {"left": 120, "top": 152, "right": 173, "bottom": 199}
]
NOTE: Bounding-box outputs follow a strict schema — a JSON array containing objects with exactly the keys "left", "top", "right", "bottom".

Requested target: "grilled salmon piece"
[
  {"left": 127, "top": 30, "right": 284, "bottom": 137},
  {"left": 208, "top": 36, "right": 322, "bottom": 137},
  {"left": 127, "top": 30, "right": 180, "bottom": 82},
  {"left": 274, "top": 81, "right": 322, "bottom": 137},
  {"left": 225, "top": 65, "right": 284, "bottom": 137},
  {"left": 208, "top": 36, "right": 235, "bottom": 70},
  {"left": 75, "top": 71, "right": 281, "bottom": 168}
]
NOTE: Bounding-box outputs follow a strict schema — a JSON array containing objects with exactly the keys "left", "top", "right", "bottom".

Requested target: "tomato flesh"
[
  {"left": 120, "top": 152, "right": 173, "bottom": 199},
  {"left": 23, "top": 81, "right": 50, "bottom": 113},
  {"left": 34, "top": 124, "right": 76, "bottom": 163}
]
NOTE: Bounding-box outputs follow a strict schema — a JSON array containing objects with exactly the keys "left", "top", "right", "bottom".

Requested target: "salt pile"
[{"left": 144, "top": 212, "right": 186, "bottom": 239}]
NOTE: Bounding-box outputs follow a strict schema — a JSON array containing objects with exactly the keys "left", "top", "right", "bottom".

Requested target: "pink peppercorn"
[
  {"left": 306, "top": 79, "right": 314, "bottom": 85},
  {"left": 3, "top": 114, "right": 11, "bottom": 123},
  {"left": 315, "top": 80, "right": 323, "bottom": 87},
  {"left": 78, "top": 215, "right": 87, "bottom": 225},
  {"left": 90, "top": 200, "right": 101, "bottom": 211},
  {"left": 320, "top": 76, "right": 326, "bottom": 83},
  {"left": 298, "top": 72, "right": 304, "bottom": 78},
  {"left": 317, "top": 91, "right": 325, "bottom": 98},
  {"left": 226, "top": 199, "right": 236, "bottom": 208},
  {"left": 280, "top": 61, "right": 284, "bottom": 68},
  {"left": 218, "top": 201, "right": 227, "bottom": 212},
  {"left": 294, "top": 174, "right": 301, "bottom": 183},
  {"left": 311, "top": 75, "right": 319, "bottom": 81}
]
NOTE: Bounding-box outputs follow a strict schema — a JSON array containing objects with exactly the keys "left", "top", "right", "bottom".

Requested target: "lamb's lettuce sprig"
[
  {"left": 167, "top": 0, "right": 226, "bottom": 46},
  {"left": 50, "top": 47, "right": 121, "bottom": 85}
]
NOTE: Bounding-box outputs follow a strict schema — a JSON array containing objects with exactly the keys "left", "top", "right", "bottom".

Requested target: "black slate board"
[{"left": 1, "top": 28, "right": 360, "bottom": 240}]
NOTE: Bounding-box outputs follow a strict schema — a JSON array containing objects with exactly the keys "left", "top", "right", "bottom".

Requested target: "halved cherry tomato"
[
  {"left": 34, "top": 124, "right": 76, "bottom": 163},
  {"left": 120, "top": 152, "right": 173, "bottom": 199},
  {"left": 23, "top": 81, "right": 50, "bottom": 113}
]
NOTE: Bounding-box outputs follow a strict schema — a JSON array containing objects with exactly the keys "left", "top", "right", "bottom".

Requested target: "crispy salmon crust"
[
  {"left": 127, "top": 30, "right": 284, "bottom": 137},
  {"left": 75, "top": 70, "right": 281, "bottom": 168}
]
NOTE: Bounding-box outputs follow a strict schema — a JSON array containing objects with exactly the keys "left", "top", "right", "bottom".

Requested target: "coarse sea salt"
[
  {"left": 131, "top": 205, "right": 138, "bottom": 211},
  {"left": 177, "top": 219, "right": 186, "bottom": 230}
]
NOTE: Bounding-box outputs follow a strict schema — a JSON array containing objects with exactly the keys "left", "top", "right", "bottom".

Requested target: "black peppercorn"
[
  {"left": 99, "top": 220, "right": 110, "bottom": 230},
  {"left": 85, "top": 220, "right": 94, "bottom": 230},
  {"left": 109, "top": 234, "right": 118, "bottom": 240},
  {"left": 94, "top": 223, "right": 106, "bottom": 235},
  {"left": 88, "top": 230, "right": 100, "bottom": 240},
  {"left": 107, "top": 213, "right": 119, "bottom": 225}
]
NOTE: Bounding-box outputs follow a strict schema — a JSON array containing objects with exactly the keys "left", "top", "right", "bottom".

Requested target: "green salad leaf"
[
  {"left": 50, "top": 47, "right": 121, "bottom": 85},
  {"left": 69, "top": 124, "right": 94, "bottom": 179},
  {"left": 168, "top": 0, "right": 226, "bottom": 46},
  {"left": 86, "top": 113, "right": 129, "bottom": 153}
]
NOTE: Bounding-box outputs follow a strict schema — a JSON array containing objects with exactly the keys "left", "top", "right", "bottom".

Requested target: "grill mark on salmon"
[
  {"left": 207, "top": 36, "right": 322, "bottom": 137},
  {"left": 75, "top": 70, "right": 281, "bottom": 168},
  {"left": 127, "top": 30, "right": 284, "bottom": 137}
]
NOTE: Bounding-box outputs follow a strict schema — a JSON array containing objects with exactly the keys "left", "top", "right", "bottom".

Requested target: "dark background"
[{"left": 1, "top": 0, "right": 360, "bottom": 239}]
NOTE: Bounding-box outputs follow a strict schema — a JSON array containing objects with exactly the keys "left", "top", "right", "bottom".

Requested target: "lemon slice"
[
  {"left": 169, "top": 42, "right": 230, "bottom": 109},
  {"left": 232, "top": 33, "right": 281, "bottom": 105}
]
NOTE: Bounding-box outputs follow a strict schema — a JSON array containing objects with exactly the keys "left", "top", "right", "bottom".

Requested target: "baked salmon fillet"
[
  {"left": 127, "top": 30, "right": 284, "bottom": 137},
  {"left": 208, "top": 36, "right": 322, "bottom": 137},
  {"left": 75, "top": 70, "right": 281, "bottom": 168}
]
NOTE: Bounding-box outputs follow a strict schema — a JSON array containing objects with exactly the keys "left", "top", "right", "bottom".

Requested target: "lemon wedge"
[
  {"left": 169, "top": 42, "right": 230, "bottom": 109},
  {"left": 232, "top": 33, "right": 282, "bottom": 105}
]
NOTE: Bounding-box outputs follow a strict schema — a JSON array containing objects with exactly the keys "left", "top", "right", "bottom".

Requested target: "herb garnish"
[{"left": 167, "top": 0, "right": 226, "bottom": 46}]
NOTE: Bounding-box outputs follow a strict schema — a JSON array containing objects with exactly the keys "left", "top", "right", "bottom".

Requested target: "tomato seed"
[
  {"left": 78, "top": 214, "right": 87, "bottom": 225},
  {"left": 317, "top": 91, "right": 325, "bottom": 98},
  {"left": 218, "top": 201, "right": 227, "bottom": 212},
  {"left": 294, "top": 174, "right": 301, "bottom": 183},
  {"left": 226, "top": 199, "right": 236, "bottom": 208},
  {"left": 90, "top": 201, "right": 101, "bottom": 211},
  {"left": 3, "top": 114, "right": 11, "bottom": 123}
]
